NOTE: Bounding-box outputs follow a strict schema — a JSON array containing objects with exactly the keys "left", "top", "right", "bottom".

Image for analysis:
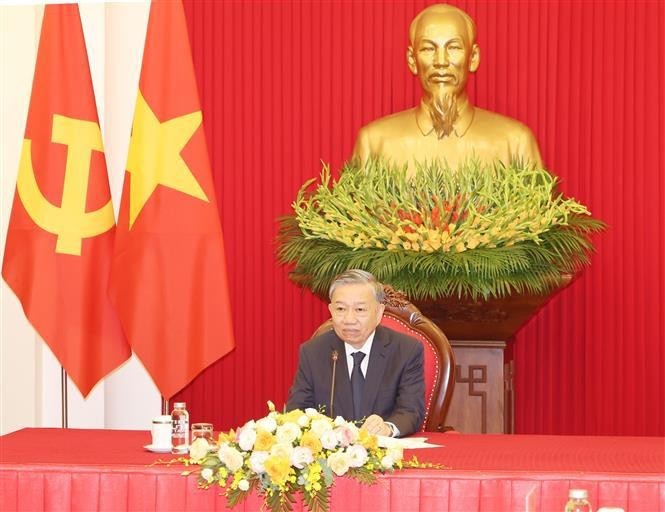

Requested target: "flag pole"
[
  {"left": 162, "top": 397, "right": 169, "bottom": 415},
  {"left": 61, "top": 367, "right": 68, "bottom": 428}
]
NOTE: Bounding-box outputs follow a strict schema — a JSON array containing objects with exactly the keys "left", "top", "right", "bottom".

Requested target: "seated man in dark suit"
[{"left": 286, "top": 270, "right": 425, "bottom": 437}]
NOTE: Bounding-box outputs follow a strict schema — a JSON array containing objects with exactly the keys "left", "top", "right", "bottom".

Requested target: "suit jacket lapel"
[{"left": 360, "top": 326, "right": 391, "bottom": 419}]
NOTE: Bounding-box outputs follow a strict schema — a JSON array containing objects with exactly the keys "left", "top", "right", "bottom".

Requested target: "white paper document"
[{"left": 377, "top": 436, "right": 442, "bottom": 449}]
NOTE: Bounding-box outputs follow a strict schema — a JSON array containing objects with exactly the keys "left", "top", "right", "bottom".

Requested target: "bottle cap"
[
  {"left": 569, "top": 489, "right": 589, "bottom": 499},
  {"left": 173, "top": 402, "right": 187, "bottom": 408}
]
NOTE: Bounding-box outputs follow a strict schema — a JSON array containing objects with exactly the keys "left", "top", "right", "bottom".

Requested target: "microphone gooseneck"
[{"left": 330, "top": 350, "right": 338, "bottom": 418}]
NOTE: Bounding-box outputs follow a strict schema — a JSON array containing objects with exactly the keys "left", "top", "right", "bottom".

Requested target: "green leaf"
[{"left": 302, "top": 484, "right": 330, "bottom": 512}]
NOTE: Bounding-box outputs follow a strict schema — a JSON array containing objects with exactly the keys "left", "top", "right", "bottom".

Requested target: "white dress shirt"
[
  {"left": 342, "top": 330, "right": 399, "bottom": 437},
  {"left": 343, "top": 332, "right": 375, "bottom": 378}
]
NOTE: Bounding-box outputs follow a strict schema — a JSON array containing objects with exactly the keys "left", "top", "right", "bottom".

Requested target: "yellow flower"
[
  {"left": 357, "top": 429, "right": 378, "bottom": 450},
  {"left": 217, "top": 429, "right": 235, "bottom": 445},
  {"left": 305, "top": 462, "right": 324, "bottom": 492},
  {"left": 279, "top": 409, "right": 304, "bottom": 425},
  {"left": 264, "top": 455, "right": 293, "bottom": 487},
  {"left": 455, "top": 242, "right": 466, "bottom": 252},
  {"left": 254, "top": 428, "right": 276, "bottom": 451},
  {"left": 300, "top": 430, "right": 323, "bottom": 456},
  {"left": 466, "top": 236, "right": 481, "bottom": 250}
]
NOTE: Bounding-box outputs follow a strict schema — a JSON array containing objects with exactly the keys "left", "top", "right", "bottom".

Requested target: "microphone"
[{"left": 330, "top": 350, "right": 338, "bottom": 418}]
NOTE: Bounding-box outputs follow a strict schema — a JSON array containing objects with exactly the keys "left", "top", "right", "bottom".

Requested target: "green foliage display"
[{"left": 278, "top": 159, "right": 605, "bottom": 300}]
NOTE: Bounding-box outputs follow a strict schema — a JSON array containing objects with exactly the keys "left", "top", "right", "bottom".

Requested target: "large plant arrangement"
[{"left": 278, "top": 159, "right": 604, "bottom": 300}]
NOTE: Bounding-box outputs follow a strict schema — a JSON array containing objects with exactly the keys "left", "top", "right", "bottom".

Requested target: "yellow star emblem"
[{"left": 126, "top": 91, "right": 208, "bottom": 228}]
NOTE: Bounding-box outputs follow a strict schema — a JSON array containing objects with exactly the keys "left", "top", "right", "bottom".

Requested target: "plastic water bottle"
[
  {"left": 171, "top": 402, "right": 189, "bottom": 454},
  {"left": 565, "top": 489, "right": 593, "bottom": 512}
]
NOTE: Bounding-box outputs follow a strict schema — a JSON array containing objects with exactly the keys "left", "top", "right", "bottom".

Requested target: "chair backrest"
[{"left": 311, "top": 285, "right": 455, "bottom": 432}]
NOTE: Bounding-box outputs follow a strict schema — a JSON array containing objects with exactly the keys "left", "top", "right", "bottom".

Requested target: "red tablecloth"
[{"left": 1, "top": 428, "right": 663, "bottom": 511}]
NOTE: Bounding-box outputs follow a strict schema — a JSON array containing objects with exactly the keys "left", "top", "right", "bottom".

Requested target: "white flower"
[
  {"left": 305, "top": 408, "right": 320, "bottom": 418},
  {"left": 290, "top": 446, "right": 314, "bottom": 469},
  {"left": 310, "top": 418, "right": 333, "bottom": 437},
  {"left": 188, "top": 437, "right": 210, "bottom": 462},
  {"left": 334, "top": 424, "right": 358, "bottom": 447},
  {"left": 320, "top": 429, "right": 338, "bottom": 450},
  {"left": 346, "top": 444, "right": 368, "bottom": 468},
  {"left": 386, "top": 446, "right": 403, "bottom": 462},
  {"left": 297, "top": 414, "right": 310, "bottom": 428},
  {"left": 380, "top": 455, "right": 395, "bottom": 469},
  {"left": 237, "top": 426, "right": 257, "bottom": 451},
  {"left": 238, "top": 479, "right": 250, "bottom": 491},
  {"left": 256, "top": 416, "right": 277, "bottom": 433},
  {"left": 201, "top": 467, "right": 214, "bottom": 483},
  {"left": 218, "top": 443, "right": 244, "bottom": 472},
  {"left": 249, "top": 450, "right": 269, "bottom": 473},
  {"left": 276, "top": 422, "right": 301, "bottom": 444},
  {"left": 270, "top": 441, "right": 294, "bottom": 460},
  {"left": 333, "top": 416, "right": 347, "bottom": 426},
  {"left": 327, "top": 450, "right": 351, "bottom": 476}
]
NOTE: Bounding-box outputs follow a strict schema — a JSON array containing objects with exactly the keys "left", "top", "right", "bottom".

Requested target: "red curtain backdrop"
[{"left": 174, "top": 0, "right": 664, "bottom": 437}]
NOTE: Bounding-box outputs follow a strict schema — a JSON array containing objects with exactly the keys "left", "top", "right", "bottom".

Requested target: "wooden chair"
[{"left": 312, "top": 285, "right": 455, "bottom": 432}]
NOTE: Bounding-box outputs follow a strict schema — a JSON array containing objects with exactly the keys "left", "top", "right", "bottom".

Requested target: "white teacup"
[{"left": 151, "top": 415, "right": 172, "bottom": 449}]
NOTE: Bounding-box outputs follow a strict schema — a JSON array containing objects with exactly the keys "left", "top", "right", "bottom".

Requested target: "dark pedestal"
[{"left": 414, "top": 276, "right": 572, "bottom": 433}]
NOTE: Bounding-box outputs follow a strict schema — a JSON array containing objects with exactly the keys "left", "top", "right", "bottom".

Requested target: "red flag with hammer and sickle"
[
  {"left": 2, "top": 4, "right": 131, "bottom": 397},
  {"left": 109, "top": 0, "right": 235, "bottom": 399}
]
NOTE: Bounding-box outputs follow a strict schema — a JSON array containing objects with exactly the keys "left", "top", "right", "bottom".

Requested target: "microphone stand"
[{"left": 330, "top": 350, "right": 338, "bottom": 417}]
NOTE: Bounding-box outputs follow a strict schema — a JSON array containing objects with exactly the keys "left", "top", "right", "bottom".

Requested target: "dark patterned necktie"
[{"left": 351, "top": 351, "right": 366, "bottom": 421}]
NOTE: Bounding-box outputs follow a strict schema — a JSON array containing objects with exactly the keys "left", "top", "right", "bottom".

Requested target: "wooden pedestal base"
[{"left": 445, "top": 340, "right": 512, "bottom": 434}]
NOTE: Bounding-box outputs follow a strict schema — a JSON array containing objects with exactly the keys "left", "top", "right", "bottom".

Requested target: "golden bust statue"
[{"left": 352, "top": 4, "right": 543, "bottom": 171}]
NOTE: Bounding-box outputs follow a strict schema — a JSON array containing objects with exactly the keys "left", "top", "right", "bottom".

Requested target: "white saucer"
[{"left": 143, "top": 444, "right": 172, "bottom": 453}]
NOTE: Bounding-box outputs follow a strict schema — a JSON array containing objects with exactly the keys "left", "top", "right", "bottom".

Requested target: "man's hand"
[{"left": 361, "top": 414, "right": 391, "bottom": 436}]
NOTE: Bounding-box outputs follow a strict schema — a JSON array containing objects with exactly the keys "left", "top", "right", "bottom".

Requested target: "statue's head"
[{"left": 407, "top": 4, "right": 480, "bottom": 136}]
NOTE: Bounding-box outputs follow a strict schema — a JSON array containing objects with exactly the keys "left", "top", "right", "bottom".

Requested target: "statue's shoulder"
[
  {"left": 474, "top": 108, "right": 537, "bottom": 140},
  {"left": 358, "top": 107, "right": 419, "bottom": 138},
  {"left": 473, "top": 108, "right": 543, "bottom": 166}
]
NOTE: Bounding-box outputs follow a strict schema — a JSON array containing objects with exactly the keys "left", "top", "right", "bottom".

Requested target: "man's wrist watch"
[{"left": 385, "top": 422, "right": 397, "bottom": 437}]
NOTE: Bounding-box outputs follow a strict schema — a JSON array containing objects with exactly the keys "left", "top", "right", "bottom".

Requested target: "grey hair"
[
  {"left": 328, "top": 269, "right": 385, "bottom": 303},
  {"left": 408, "top": 4, "right": 477, "bottom": 45}
]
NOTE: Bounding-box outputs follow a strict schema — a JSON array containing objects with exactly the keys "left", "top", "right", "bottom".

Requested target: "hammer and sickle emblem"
[{"left": 17, "top": 114, "right": 115, "bottom": 256}]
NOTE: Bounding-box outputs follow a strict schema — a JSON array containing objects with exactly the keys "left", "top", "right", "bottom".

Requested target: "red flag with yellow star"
[
  {"left": 2, "top": 4, "right": 131, "bottom": 396},
  {"left": 109, "top": 0, "right": 235, "bottom": 399}
]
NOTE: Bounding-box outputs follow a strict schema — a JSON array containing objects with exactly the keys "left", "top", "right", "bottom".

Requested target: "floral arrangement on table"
[
  {"left": 277, "top": 159, "right": 605, "bottom": 300},
  {"left": 183, "top": 403, "right": 425, "bottom": 512}
]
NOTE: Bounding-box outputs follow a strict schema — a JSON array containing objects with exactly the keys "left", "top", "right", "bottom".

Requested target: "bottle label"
[{"left": 172, "top": 418, "right": 189, "bottom": 446}]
